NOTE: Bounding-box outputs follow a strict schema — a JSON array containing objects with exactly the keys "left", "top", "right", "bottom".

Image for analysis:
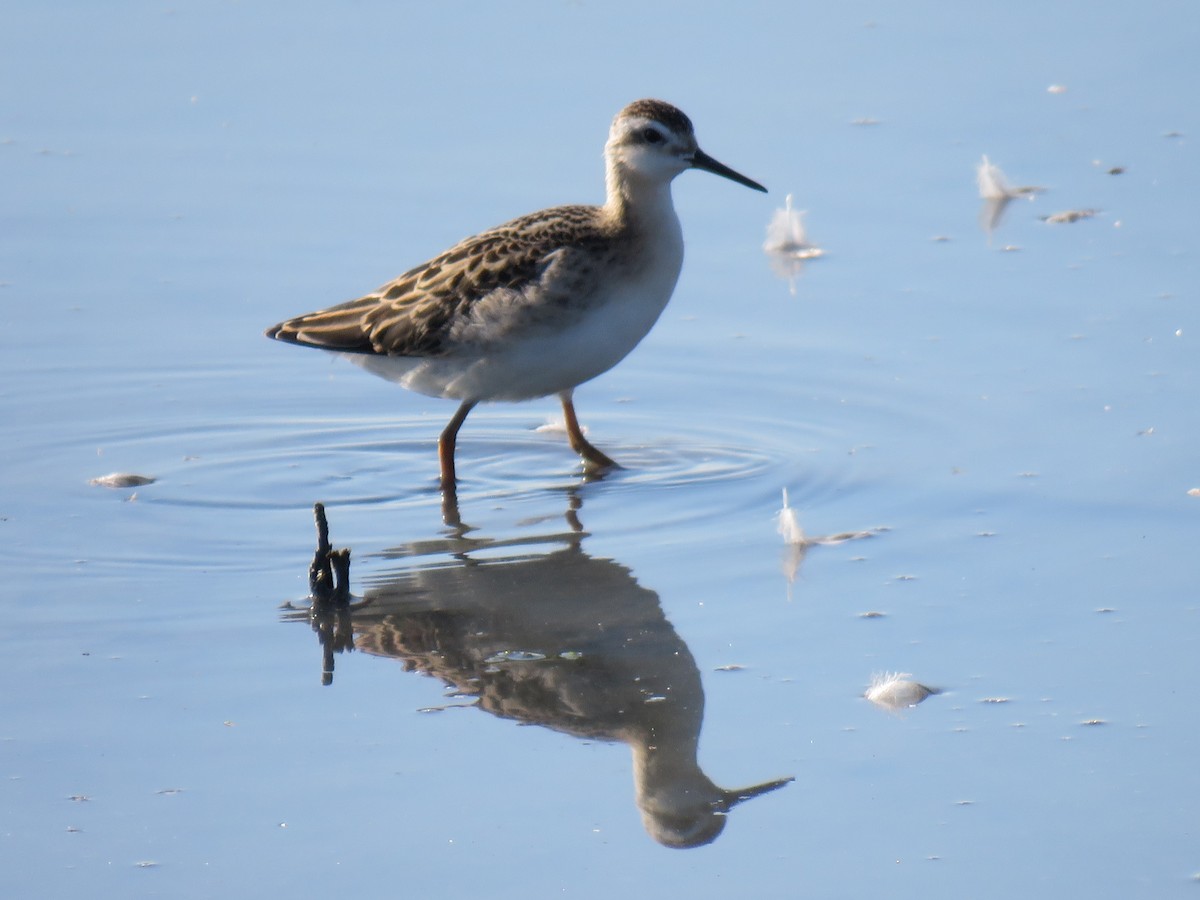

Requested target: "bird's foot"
[{"left": 574, "top": 440, "right": 621, "bottom": 474}]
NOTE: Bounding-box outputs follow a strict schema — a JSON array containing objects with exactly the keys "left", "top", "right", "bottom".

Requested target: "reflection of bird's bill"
[
  {"left": 721, "top": 775, "right": 795, "bottom": 810},
  {"left": 643, "top": 772, "right": 794, "bottom": 849}
]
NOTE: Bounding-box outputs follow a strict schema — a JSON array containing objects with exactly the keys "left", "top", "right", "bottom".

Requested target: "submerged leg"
[
  {"left": 559, "top": 390, "right": 619, "bottom": 471},
  {"left": 439, "top": 400, "right": 477, "bottom": 490}
]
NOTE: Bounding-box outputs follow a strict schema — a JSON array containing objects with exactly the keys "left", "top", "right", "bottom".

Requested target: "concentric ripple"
[
  {"left": 34, "top": 379, "right": 904, "bottom": 576},
  {"left": 87, "top": 411, "right": 817, "bottom": 511}
]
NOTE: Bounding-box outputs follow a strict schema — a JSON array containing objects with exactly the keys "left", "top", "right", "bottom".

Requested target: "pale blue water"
[{"left": 3, "top": 2, "right": 1198, "bottom": 897}]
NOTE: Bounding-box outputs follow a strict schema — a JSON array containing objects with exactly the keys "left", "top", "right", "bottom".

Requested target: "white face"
[{"left": 607, "top": 115, "right": 697, "bottom": 183}]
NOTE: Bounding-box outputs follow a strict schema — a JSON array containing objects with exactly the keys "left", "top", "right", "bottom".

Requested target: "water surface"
[{"left": 2, "top": 2, "right": 1198, "bottom": 897}]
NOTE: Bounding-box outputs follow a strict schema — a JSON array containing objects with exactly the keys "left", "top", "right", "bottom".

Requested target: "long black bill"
[{"left": 692, "top": 148, "right": 767, "bottom": 193}]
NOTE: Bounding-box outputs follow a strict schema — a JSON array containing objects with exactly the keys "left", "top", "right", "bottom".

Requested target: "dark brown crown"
[{"left": 617, "top": 99, "right": 694, "bottom": 136}]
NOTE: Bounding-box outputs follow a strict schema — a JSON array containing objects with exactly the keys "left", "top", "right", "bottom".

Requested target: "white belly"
[
  {"left": 350, "top": 271, "right": 677, "bottom": 401},
  {"left": 350, "top": 215, "right": 685, "bottom": 403}
]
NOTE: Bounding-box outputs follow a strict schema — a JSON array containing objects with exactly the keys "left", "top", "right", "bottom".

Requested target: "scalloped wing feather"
[{"left": 266, "top": 205, "right": 609, "bottom": 358}]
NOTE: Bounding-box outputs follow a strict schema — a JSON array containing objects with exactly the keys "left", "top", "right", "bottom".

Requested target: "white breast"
[{"left": 355, "top": 208, "right": 685, "bottom": 403}]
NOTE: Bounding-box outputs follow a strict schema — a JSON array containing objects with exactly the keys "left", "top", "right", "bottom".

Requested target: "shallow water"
[{"left": 3, "top": 2, "right": 1199, "bottom": 896}]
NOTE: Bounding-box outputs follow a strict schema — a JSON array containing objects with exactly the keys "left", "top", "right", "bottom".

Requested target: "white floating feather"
[
  {"left": 976, "top": 155, "right": 1045, "bottom": 201},
  {"left": 533, "top": 416, "right": 585, "bottom": 436},
  {"left": 776, "top": 488, "right": 805, "bottom": 545},
  {"left": 977, "top": 155, "right": 1014, "bottom": 201},
  {"left": 763, "top": 194, "right": 825, "bottom": 258},
  {"left": 774, "top": 489, "right": 886, "bottom": 598},
  {"left": 764, "top": 195, "right": 824, "bottom": 294},
  {"left": 764, "top": 194, "right": 806, "bottom": 252},
  {"left": 864, "top": 672, "right": 939, "bottom": 710},
  {"left": 764, "top": 194, "right": 803, "bottom": 250},
  {"left": 776, "top": 488, "right": 806, "bottom": 599}
]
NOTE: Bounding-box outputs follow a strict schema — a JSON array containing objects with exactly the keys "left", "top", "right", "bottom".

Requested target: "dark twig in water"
[
  {"left": 308, "top": 503, "right": 355, "bottom": 685},
  {"left": 309, "top": 503, "right": 333, "bottom": 599}
]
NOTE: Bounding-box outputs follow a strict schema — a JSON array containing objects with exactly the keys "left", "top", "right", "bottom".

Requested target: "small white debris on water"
[
  {"left": 89, "top": 472, "right": 156, "bottom": 488},
  {"left": 865, "top": 672, "right": 939, "bottom": 710},
  {"left": 1042, "top": 208, "right": 1099, "bottom": 224},
  {"left": 534, "top": 416, "right": 586, "bottom": 436}
]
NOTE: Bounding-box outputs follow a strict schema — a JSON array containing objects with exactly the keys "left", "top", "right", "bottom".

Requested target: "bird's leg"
[
  {"left": 439, "top": 400, "right": 477, "bottom": 491},
  {"left": 559, "top": 390, "right": 619, "bottom": 471}
]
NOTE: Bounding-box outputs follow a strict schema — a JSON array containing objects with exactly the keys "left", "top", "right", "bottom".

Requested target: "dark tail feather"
[{"left": 264, "top": 302, "right": 378, "bottom": 354}]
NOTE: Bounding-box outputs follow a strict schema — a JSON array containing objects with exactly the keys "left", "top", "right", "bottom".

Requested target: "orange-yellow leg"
[{"left": 559, "top": 390, "right": 619, "bottom": 471}]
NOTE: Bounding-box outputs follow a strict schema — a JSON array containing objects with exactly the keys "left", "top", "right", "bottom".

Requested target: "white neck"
[{"left": 603, "top": 155, "right": 679, "bottom": 228}]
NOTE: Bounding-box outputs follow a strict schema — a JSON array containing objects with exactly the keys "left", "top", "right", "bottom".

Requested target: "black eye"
[{"left": 641, "top": 127, "right": 664, "bottom": 144}]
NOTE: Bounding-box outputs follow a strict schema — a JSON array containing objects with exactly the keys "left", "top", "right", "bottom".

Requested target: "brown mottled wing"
[{"left": 265, "top": 205, "right": 607, "bottom": 357}]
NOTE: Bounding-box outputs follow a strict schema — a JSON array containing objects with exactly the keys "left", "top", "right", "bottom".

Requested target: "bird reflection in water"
[{"left": 283, "top": 498, "right": 791, "bottom": 848}]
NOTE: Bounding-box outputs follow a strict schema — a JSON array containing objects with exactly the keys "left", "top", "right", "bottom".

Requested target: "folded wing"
[{"left": 265, "top": 205, "right": 607, "bottom": 358}]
